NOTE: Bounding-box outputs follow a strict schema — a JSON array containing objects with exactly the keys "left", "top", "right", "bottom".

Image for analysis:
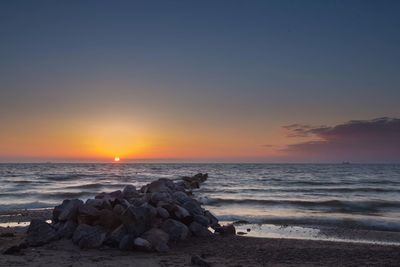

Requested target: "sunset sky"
[{"left": 1, "top": 1, "right": 400, "bottom": 163}]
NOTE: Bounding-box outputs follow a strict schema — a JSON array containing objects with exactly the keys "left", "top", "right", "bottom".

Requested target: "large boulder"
[
  {"left": 72, "top": 224, "right": 107, "bottom": 249},
  {"left": 141, "top": 178, "right": 175, "bottom": 193},
  {"left": 204, "top": 211, "right": 219, "bottom": 228},
  {"left": 119, "top": 234, "right": 135, "bottom": 250},
  {"left": 141, "top": 228, "right": 169, "bottom": 252},
  {"left": 105, "top": 224, "right": 126, "bottom": 247},
  {"left": 189, "top": 222, "right": 212, "bottom": 237},
  {"left": 173, "top": 205, "right": 191, "bottom": 220},
  {"left": 133, "top": 237, "right": 152, "bottom": 251},
  {"left": 122, "top": 185, "right": 138, "bottom": 199},
  {"left": 150, "top": 192, "right": 172, "bottom": 205},
  {"left": 120, "top": 204, "right": 155, "bottom": 236},
  {"left": 214, "top": 224, "right": 236, "bottom": 235},
  {"left": 26, "top": 219, "right": 58, "bottom": 246},
  {"left": 172, "top": 191, "right": 191, "bottom": 204},
  {"left": 57, "top": 220, "right": 77, "bottom": 239},
  {"left": 57, "top": 199, "right": 84, "bottom": 222},
  {"left": 193, "top": 215, "right": 210, "bottom": 227},
  {"left": 157, "top": 207, "right": 170, "bottom": 219},
  {"left": 182, "top": 199, "right": 204, "bottom": 216},
  {"left": 161, "top": 219, "right": 189, "bottom": 241},
  {"left": 94, "top": 209, "right": 121, "bottom": 230},
  {"left": 79, "top": 203, "right": 100, "bottom": 217},
  {"left": 182, "top": 173, "right": 208, "bottom": 189},
  {"left": 96, "top": 190, "right": 123, "bottom": 200}
]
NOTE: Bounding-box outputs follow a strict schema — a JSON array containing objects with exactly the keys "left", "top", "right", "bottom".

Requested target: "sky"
[{"left": 0, "top": 0, "right": 400, "bottom": 163}]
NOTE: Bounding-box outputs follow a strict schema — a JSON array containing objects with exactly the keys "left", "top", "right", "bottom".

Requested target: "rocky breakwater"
[{"left": 22, "top": 173, "right": 235, "bottom": 253}]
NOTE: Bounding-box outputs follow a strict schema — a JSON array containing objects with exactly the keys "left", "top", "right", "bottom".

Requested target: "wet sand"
[{"left": 1, "top": 209, "right": 400, "bottom": 266}]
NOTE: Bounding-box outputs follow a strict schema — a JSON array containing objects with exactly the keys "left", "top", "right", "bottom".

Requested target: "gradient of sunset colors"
[{"left": 1, "top": 1, "right": 400, "bottom": 163}]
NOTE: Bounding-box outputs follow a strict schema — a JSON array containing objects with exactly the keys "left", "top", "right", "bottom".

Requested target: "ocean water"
[{"left": 1, "top": 163, "right": 400, "bottom": 233}]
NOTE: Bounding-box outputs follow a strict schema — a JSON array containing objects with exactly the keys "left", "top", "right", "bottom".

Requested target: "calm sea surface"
[{"left": 1, "top": 163, "right": 400, "bottom": 232}]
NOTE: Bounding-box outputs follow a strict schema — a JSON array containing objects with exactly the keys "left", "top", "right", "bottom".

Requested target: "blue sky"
[{"left": 0, "top": 1, "right": 399, "bottom": 162}]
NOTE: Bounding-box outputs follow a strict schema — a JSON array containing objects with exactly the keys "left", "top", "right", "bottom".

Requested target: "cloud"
[{"left": 282, "top": 117, "right": 400, "bottom": 162}]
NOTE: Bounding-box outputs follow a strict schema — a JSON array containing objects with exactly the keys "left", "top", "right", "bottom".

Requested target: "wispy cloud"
[{"left": 281, "top": 117, "right": 400, "bottom": 162}]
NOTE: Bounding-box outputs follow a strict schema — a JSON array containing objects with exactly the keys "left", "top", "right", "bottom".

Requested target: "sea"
[{"left": 1, "top": 163, "right": 400, "bottom": 243}]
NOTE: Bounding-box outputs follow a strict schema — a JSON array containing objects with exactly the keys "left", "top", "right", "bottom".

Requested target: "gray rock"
[
  {"left": 105, "top": 224, "right": 126, "bottom": 247},
  {"left": 120, "top": 205, "right": 155, "bottom": 236},
  {"left": 78, "top": 203, "right": 100, "bottom": 217},
  {"left": 156, "top": 207, "right": 170, "bottom": 219},
  {"left": 72, "top": 224, "right": 106, "bottom": 249},
  {"left": 214, "top": 224, "right": 236, "bottom": 235},
  {"left": 96, "top": 190, "right": 123, "bottom": 200},
  {"left": 161, "top": 219, "right": 189, "bottom": 241},
  {"left": 182, "top": 173, "right": 208, "bottom": 189},
  {"left": 119, "top": 234, "right": 135, "bottom": 250},
  {"left": 182, "top": 200, "right": 204, "bottom": 216},
  {"left": 172, "top": 191, "right": 191, "bottom": 204},
  {"left": 141, "top": 228, "right": 169, "bottom": 252},
  {"left": 52, "top": 200, "right": 70, "bottom": 223},
  {"left": 150, "top": 191, "right": 172, "bottom": 204},
  {"left": 204, "top": 211, "right": 219, "bottom": 228},
  {"left": 79, "top": 231, "right": 107, "bottom": 249},
  {"left": 173, "top": 205, "right": 190, "bottom": 220},
  {"left": 193, "top": 215, "right": 210, "bottom": 227},
  {"left": 122, "top": 185, "right": 138, "bottom": 199},
  {"left": 113, "top": 204, "right": 126, "bottom": 215},
  {"left": 95, "top": 209, "right": 121, "bottom": 230},
  {"left": 141, "top": 178, "right": 175, "bottom": 193},
  {"left": 133, "top": 237, "right": 152, "bottom": 251},
  {"left": 85, "top": 198, "right": 104, "bottom": 209},
  {"left": 58, "top": 199, "right": 84, "bottom": 222},
  {"left": 26, "top": 219, "right": 58, "bottom": 246},
  {"left": 189, "top": 222, "right": 212, "bottom": 237},
  {"left": 57, "top": 220, "right": 77, "bottom": 239}
]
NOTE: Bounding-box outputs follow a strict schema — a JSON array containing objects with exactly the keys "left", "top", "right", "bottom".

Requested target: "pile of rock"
[{"left": 25, "top": 173, "right": 235, "bottom": 252}]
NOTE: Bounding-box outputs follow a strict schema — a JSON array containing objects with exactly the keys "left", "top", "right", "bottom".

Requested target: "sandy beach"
[{"left": 1, "top": 209, "right": 400, "bottom": 267}]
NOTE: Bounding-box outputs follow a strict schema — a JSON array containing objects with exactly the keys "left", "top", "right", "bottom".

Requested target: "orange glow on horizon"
[{"left": 114, "top": 156, "right": 120, "bottom": 162}]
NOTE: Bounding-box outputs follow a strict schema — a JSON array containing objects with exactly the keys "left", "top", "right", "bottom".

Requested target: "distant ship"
[{"left": 342, "top": 161, "right": 351, "bottom": 165}]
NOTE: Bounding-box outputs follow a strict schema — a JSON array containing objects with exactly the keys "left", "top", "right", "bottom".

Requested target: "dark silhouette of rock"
[
  {"left": 157, "top": 207, "right": 170, "bottom": 219},
  {"left": 189, "top": 221, "right": 212, "bottom": 237},
  {"left": 193, "top": 215, "right": 210, "bottom": 227},
  {"left": 58, "top": 199, "right": 84, "bottom": 222},
  {"left": 121, "top": 205, "right": 154, "bottom": 236},
  {"left": 204, "top": 211, "right": 219, "bottom": 228},
  {"left": 161, "top": 219, "right": 189, "bottom": 241},
  {"left": 26, "top": 219, "right": 58, "bottom": 246},
  {"left": 122, "top": 185, "right": 138, "bottom": 199},
  {"left": 141, "top": 228, "right": 169, "bottom": 252},
  {"left": 57, "top": 220, "right": 77, "bottom": 239},
  {"left": 26, "top": 173, "right": 226, "bottom": 253},
  {"left": 182, "top": 199, "right": 204, "bottom": 216},
  {"left": 215, "top": 224, "right": 236, "bottom": 235},
  {"left": 119, "top": 234, "right": 135, "bottom": 250},
  {"left": 133, "top": 237, "right": 152, "bottom": 251},
  {"left": 72, "top": 224, "right": 107, "bottom": 248},
  {"left": 105, "top": 224, "right": 126, "bottom": 247}
]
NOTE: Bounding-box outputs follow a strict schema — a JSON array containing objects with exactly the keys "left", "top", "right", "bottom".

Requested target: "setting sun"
[{"left": 114, "top": 156, "right": 120, "bottom": 162}]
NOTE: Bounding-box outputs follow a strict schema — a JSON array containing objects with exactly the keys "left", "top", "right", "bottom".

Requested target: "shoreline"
[
  {"left": 1, "top": 209, "right": 400, "bottom": 266},
  {"left": 2, "top": 208, "right": 400, "bottom": 246}
]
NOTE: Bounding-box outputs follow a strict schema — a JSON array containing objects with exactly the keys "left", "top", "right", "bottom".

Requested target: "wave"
[
  {"left": 207, "top": 198, "right": 400, "bottom": 213},
  {"left": 219, "top": 215, "right": 400, "bottom": 232},
  {"left": 42, "top": 191, "right": 95, "bottom": 199},
  {"left": 200, "top": 187, "right": 400, "bottom": 194},
  {"left": 0, "top": 201, "right": 56, "bottom": 211}
]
